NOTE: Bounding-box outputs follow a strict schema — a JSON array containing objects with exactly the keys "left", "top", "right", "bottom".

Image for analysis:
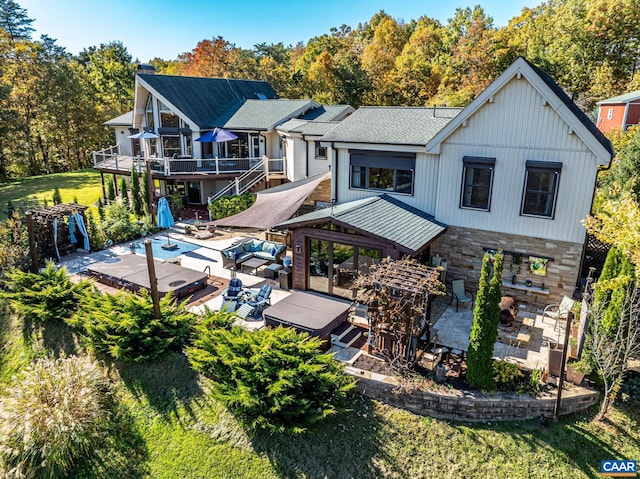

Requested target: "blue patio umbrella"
[
  {"left": 195, "top": 127, "right": 238, "bottom": 143},
  {"left": 157, "top": 197, "right": 174, "bottom": 228}
]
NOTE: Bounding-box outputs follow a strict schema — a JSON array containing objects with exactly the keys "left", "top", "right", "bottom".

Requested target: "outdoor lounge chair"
[
  {"left": 239, "top": 284, "right": 272, "bottom": 318},
  {"left": 451, "top": 279, "right": 473, "bottom": 312},
  {"left": 542, "top": 295, "right": 575, "bottom": 331},
  {"left": 221, "top": 277, "right": 244, "bottom": 312}
]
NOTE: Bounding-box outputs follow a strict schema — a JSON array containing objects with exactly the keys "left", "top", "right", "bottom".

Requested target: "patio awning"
[
  {"left": 274, "top": 194, "right": 447, "bottom": 256},
  {"left": 212, "top": 172, "right": 330, "bottom": 230}
]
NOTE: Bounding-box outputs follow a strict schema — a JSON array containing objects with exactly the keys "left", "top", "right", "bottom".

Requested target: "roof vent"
[{"left": 137, "top": 64, "right": 156, "bottom": 75}]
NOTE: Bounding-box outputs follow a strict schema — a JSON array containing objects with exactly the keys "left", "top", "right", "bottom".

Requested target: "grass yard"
[
  {"left": 1, "top": 307, "right": 638, "bottom": 479},
  {"left": 0, "top": 169, "right": 104, "bottom": 220}
]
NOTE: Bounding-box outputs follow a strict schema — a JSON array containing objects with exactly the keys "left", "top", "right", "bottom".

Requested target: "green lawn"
[
  {"left": 1, "top": 308, "right": 638, "bottom": 479},
  {"left": 0, "top": 169, "right": 104, "bottom": 220}
]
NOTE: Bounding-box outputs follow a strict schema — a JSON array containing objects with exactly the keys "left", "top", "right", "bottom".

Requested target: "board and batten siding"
[
  {"left": 307, "top": 139, "right": 331, "bottom": 177},
  {"left": 335, "top": 148, "right": 439, "bottom": 216},
  {"left": 292, "top": 138, "right": 307, "bottom": 181},
  {"left": 434, "top": 76, "right": 599, "bottom": 244}
]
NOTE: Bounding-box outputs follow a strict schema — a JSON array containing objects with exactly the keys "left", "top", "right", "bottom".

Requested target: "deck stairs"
[{"left": 330, "top": 321, "right": 363, "bottom": 349}]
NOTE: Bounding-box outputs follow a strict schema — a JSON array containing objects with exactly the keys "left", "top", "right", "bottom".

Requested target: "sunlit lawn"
[
  {"left": 1, "top": 306, "right": 638, "bottom": 479},
  {"left": 0, "top": 169, "right": 103, "bottom": 220}
]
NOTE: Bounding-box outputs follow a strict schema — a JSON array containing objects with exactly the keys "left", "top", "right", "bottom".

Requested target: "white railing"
[
  {"left": 207, "top": 156, "right": 287, "bottom": 203},
  {"left": 92, "top": 144, "right": 120, "bottom": 168}
]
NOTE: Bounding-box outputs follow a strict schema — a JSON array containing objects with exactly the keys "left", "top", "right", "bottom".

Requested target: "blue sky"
[{"left": 20, "top": 0, "right": 535, "bottom": 62}]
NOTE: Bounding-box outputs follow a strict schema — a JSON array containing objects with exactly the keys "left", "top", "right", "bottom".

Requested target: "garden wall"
[
  {"left": 429, "top": 225, "right": 583, "bottom": 312},
  {"left": 346, "top": 366, "right": 599, "bottom": 422}
]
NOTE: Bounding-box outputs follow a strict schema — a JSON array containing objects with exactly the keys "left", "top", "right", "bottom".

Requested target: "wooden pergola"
[
  {"left": 25, "top": 203, "right": 89, "bottom": 271},
  {"left": 353, "top": 257, "right": 445, "bottom": 367}
]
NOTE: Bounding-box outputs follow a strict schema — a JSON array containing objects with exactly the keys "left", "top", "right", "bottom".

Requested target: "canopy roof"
[{"left": 213, "top": 172, "right": 330, "bottom": 230}]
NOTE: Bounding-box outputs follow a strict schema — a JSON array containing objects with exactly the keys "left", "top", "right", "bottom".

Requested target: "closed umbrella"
[{"left": 157, "top": 197, "right": 174, "bottom": 228}]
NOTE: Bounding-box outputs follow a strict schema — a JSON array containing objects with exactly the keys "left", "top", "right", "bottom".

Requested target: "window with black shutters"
[{"left": 460, "top": 157, "right": 495, "bottom": 211}]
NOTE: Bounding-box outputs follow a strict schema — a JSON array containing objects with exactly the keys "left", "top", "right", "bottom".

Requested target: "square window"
[
  {"left": 315, "top": 141, "right": 327, "bottom": 159},
  {"left": 521, "top": 162, "right": 561, "bottom": 218},
  {"left": 460, "top": 158, "right": 494, "bottom": 210}
]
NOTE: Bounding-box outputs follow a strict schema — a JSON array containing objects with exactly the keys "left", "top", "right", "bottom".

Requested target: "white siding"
[
  {"left": 114, "top": 129, "right": 133, "bottom": 156},
  {"left": 335, "top": 149, "right": 439, "bottom": 215},
  {"left": 307, "top": 140, "right": 331, "bottom": 177},
  {"left": 293, "top": 138, "right": 307, "bottom": 181},
  {"left": 434, "top": 77, "right": 597, "bottom": 244}
]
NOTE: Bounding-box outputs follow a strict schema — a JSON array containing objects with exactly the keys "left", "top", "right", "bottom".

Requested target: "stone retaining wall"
[{"left": 347, "top": 367, "right": 599, "bottom": 422}]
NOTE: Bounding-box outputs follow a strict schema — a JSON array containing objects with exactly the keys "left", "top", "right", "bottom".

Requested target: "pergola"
[
  {"left": 354, "top": 257, "right": 445, "bottom": 367},
  {"left": 25, "top": 203, "right": 89, "bottom": 271}
]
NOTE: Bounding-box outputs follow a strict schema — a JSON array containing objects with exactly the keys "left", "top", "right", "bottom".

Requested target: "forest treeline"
[{"left": 1, "top": 0, "right": 639, "bottom": 180}]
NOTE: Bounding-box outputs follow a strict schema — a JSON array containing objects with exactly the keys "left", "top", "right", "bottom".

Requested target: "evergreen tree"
[
  {"left": 106, "top": 178, "right": 116, "bottom": 202},
  {"left": 52, "top": 187, "right": 62, "bottom": 205},
  {"left": 97, "top": 197, "right": 105, "bottom": 221},
  {"left": 85, "top": 209, "right": 105, "bottom": 251},
  {"left": 0, "top": 0, "right": 34, "bottom": 42},
  {"left": 141, "top": 169, "right": 150, "bottom": 214},
  {"left": 592, "top": 246, "right": 635, "bottom": 333},
  {"left": 130, "top": 165, "right": 143, "bottom": 218},
  {"left": 118, "top": 176, "right": 129, "bottom": 209},
  {"left": 467, "top": 252, "right": 503, "bottom": 390}
]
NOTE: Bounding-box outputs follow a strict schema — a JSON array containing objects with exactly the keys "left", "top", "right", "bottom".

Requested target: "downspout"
[
  {"left": 622, "top": 102, "right": 631, "bottom": 131},
  {"left": 331, "top": 142, "right": 337, "bottom": 203},
  {"left": 302, "top": 134, "right": 308, "bottom": 178}
]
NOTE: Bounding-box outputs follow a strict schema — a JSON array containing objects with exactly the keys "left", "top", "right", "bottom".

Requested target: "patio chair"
[
  {"left": 221, "top": 277, "right": 244, "bottom": 312},
  {"left": 542, "top": 295, "right": 575, "bottom": 331},
  {"left": 451, "top": 279, "right": 473, "bottom": 312},
  {"left": 239, "top": 284, "right": 272, "bottom": 317}
]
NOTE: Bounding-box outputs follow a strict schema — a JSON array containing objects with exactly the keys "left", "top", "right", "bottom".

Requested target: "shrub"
[
  {"left": 0, "top": 213, "right": 30, "bottom": 278},
  {"left": 188, "top": 325, "right": 356, "bottom": 432},
  {"left": 118, "top": 176, "right": 130, "bottom": 209},
  {"left": 101, "top": 202, "right": 140, "bottom": 243},
  {"left": 130, "top": 165, "right": 144, "bottom": 218},
  {"left": 466, "top": 252, "right": 503, "bottom": 390},
  {"left": 86, "top": 209, "right": 106, "bottom": 251},
  {"left": 2, "top": 261, "right": 93, "bottom": 326},
  {"left": 70, "top": 289, "right": 196, "bottom": 362},
  {"left": 208, "top": 193, "right": 256, "bottom": 220},
  {"left": 493, "top": 359, "right": 524, "bottom": 391},
  {"left": 106, "top": 178, "right": 116, "bottom": 202},
  {"left": 0, "top": 356, "right": 113, "bottom": 479}
]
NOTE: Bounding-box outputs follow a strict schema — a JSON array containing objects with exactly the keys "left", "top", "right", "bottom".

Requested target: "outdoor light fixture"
[{"left": 295, "top": 242, "right": 301, "bottom": 253}]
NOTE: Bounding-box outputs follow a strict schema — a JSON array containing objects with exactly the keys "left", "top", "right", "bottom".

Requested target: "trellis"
[
  {"left": 25, "top": 203, "right": 89, "bottom": 270},
  {"left": 353, "top": 257, "right": 445, "bottom": 368}
]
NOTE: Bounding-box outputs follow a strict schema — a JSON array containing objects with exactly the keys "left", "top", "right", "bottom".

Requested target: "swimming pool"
[{"left": 130, "top": 236, "right": 199, "bottom": 260}]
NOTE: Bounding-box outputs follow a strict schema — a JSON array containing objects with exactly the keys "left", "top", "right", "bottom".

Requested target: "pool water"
[{"left": 130, "top": 237, "right": 199, "bottom": 260}]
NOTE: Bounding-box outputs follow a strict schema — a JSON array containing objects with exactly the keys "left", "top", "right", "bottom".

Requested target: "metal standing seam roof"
[
  {"left": 274, "top": 194, "right": 447, "bottom": 255},
  {"left": 320, "top": 107, "right": 462, "bottom": 145},
  {"left": 137, "top": 74, "right": 278, "bottom": 129},
  {"left": 222, "top": 99, "right": 318, "bottom": 130},
  {"left": 597, "top": 91, "right": 640, "bottom": 105}
]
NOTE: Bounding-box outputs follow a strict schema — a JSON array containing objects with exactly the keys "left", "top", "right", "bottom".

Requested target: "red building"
[{"left": 596, "top": 91, "right": 640, "bottom": 133}]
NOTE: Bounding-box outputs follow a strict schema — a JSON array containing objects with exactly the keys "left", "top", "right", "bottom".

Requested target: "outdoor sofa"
[{"left": 221, "top": 239, "right": 286, "bottom": 270}]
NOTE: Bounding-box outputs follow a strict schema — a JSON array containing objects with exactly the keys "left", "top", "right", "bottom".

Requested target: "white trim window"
[{"left": 315, "top": 141, "right": 327, "bottom": 160}]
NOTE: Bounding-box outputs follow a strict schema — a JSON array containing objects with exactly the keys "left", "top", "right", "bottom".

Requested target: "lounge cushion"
[
  {"left": 249, "top": 239, "right": 263, "bottom": 252},
  {"left": 254, "top": 252, "right": 276, "bottom": 261},
  {"left": 237, "top": 252, "right": 253, "bottom": 263}
]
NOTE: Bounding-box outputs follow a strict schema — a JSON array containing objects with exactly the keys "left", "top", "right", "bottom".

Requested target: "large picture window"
[
  {"left": 460, "top": 157, "right": 495, "bottom": 210},
  {"left": 521, "top": 161, "right": 562, "bottom": 218},
  {"left": 349, "top": 150, "right": 415, "bottom": 195}
]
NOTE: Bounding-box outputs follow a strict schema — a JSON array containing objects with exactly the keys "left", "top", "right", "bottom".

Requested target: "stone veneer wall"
[
  {"left": 429, "top": 226, "right": 584, "bottom": 312},
  {"left": 347, "top": 367, "right": 599, "bottom": 422}
]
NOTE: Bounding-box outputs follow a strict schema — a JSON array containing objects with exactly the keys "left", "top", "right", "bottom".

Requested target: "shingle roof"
[
  {"left": 277, "top": 119, "right": 340, "bottom": 136},
  {"left": 222, "top": 99, "right": 318, "bottom": 130},
  {"left": 523, "top": 58, "right": 614, "bottom": 157},
  {"left": 597, "top": 91, "right": 640, "bottom": 104},
  {"left": 275, "top": 194, "right": 447, "bottom": 255},
  {"left": 105, "top": 111, "right": 133, "bottom": 126},
  {"left": 137, "top": 74, "right": 278, "bottom": 129},
  {"left": 299, "top": 105, "right": 354, "bottom": 121},
  {"left": 320, "top": 107, "right": 462, "bottom": 145}
]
